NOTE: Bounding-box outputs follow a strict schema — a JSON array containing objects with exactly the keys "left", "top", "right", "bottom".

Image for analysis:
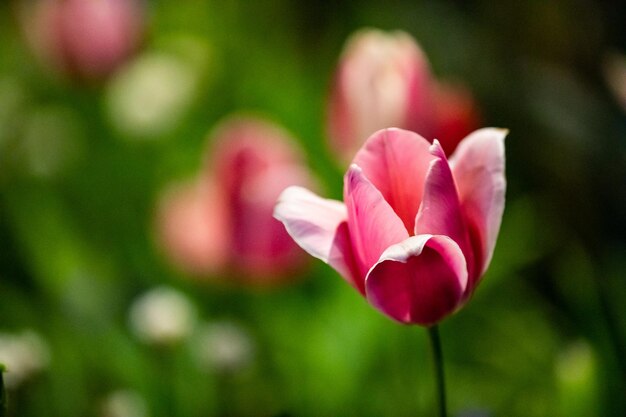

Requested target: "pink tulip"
[
  {"left": 327, "top": 29, "right": 435, "bottom": 161},
  {"left": 23, "top": 0, "right": 144, "bottom": 81},
  {"left": 275, "top": 128, "right": 506, "bottom": 325},
  {"left": 327, "top": 29, "right": 482, "bottom": 161},
  {"left": 157, "top": 117, "right": 314, "bottom": 283}
]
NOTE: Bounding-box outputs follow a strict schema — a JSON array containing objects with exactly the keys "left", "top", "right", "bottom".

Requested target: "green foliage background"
[{"left": 1, "top": 1, "right": 625, "bottom": 416}]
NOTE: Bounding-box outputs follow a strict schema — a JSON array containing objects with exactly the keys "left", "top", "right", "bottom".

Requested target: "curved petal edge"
[
  {"left": 450, "top": 128, "right": 507, "bottom": 279},
  {"left": 274, "top": 186, "right": 362, "bottom": 291},
  {"left": 344, "top": 164, "right": 409, "bottom": 276},
  {"left": 365, "top": 235, "right": 468, "bottom": 325}
]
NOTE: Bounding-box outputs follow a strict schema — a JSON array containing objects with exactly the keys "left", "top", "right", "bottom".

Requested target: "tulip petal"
[
  {"left": 414, "top": 140, "right": 474, "bottom": 278},
  {"left": 274, "top": 186, "right": 362, "bottom": 291},
  {"left": 352, "top": 128, "right": 434, "bottom": 232},
  {"left": 450, "top": 128, "right": 507, "bottom": 278},
  {"left": 365, "top": 235, "right": 468, "bottom": 325},
  {"left": 344, "top": 164, "right": 409, "bottom": 278}
]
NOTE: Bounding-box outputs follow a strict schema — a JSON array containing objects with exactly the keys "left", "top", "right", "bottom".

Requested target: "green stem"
[{"left": 427, "top": 326, "right": 447, "bottom": 417}]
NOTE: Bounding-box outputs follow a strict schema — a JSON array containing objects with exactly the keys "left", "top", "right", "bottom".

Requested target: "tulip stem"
[{"left": 427, "top": 326, "right": 447, "bottom": 417}]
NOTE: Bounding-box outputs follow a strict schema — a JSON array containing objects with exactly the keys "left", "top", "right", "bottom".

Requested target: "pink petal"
[
  {"left": 414, "top": 140, "right": 475, "bottom": 279},
  {"left": 450, "top": 128, "right": 507, "bottom": 281},
  {"left": 365, "top": 235, "right": 468, "bottom": 325},
  {"left": 344, "top": 164, "right": 409, "bottom": 279},
  {"left": 352, "top": 128, "right": 434, "bottom": 232},
  {"left": 329, "top": 221, "right": 363, "bottom": 293},
  {"left": 274, "top": 186, "right": 362, "bottom": 292}
]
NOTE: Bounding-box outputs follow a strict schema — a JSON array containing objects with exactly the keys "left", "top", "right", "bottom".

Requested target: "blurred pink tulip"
[
  {"left": 23, "top": 0, "right": 144, "bottom": 81},
  {"left": 328, "top": 29, "right": 435, "bottom": 160},
  {"left": 275, "top": 127, "right": 506, "bottom": 325},
  {"left": 327, "top": 29, "right": 481, "bottom": 161},
  {"left": 157, "top": 117, "right": 314, "bottom": 284}
]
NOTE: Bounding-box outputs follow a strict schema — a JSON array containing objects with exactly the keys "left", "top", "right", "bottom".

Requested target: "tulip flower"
[
  {"left": 22, "top": 0, "right": 144, "bottom": 81},
  {"left": 327, "top": 29, "right": 480, "bottom": 161},
  {"left": 275, "top": 127, "right": 506, "bottom": 325},
  {"left": 157, "top": 116, "right": 314, "bottom": 283}
]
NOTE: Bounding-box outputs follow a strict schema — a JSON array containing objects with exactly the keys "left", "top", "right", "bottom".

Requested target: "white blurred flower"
[
  {"left": 129, "top": 286, "right": 196, "bottom": 345},
  {"left": 100, "top": 389, "right": 148, "bottom": 417},
  {"left": 0, "top": 330, "right": 50, "bottom": 389},
  {"left": 106, "top": 52, "right": 197, "bottom": 138},
  {"left": 191, "top": 321, "right": 254, "bottom": 373}
]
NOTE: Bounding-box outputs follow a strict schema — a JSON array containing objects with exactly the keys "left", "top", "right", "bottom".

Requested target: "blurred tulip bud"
[
  {"left": 129, "top": 286, "right": 196, "bottom": 346},
  {"left": 327, "top": 29, "right": 435, "bottom": 161},
  {"left": 191, "top": 321, "right": 254, "bottom": 374},
  {"left": 432, "top": 81, "right": 481, "bottom": 156},
  {"left": 22, "top": 0, "right": 144, "bottom": 81},
  {"left": 156, "top": 116, "right": 314, "bottom": 283},
  {"left": 0, "top": 330, "right": 50, "bottom": 389}
]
